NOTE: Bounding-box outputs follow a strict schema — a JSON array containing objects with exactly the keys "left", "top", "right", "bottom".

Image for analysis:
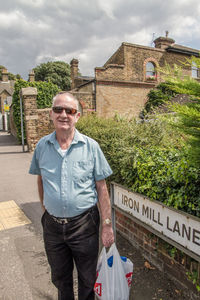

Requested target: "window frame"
[
  {"left": 145, "top": 61, "right": 157, "bottom": 81},
  {"left": 191, "top": 61, "right": 199, "bottom": 79}
]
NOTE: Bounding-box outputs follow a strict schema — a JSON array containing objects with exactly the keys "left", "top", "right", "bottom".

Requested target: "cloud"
[{"left": 0, "top": 0, "right": 199, "bottom": 79}]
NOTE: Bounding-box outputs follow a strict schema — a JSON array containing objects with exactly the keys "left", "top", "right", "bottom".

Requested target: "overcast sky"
[{"left": 1, "top": 0, "right": 200, "bottom": 80}]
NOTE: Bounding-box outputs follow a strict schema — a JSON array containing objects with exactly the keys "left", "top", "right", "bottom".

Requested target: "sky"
[{"left": 1, "top": 0, "right": 200, "bottom": 80}]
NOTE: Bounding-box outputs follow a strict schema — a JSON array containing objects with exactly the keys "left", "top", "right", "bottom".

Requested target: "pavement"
[
  {"left": 0, "top": 131, "right": 58, "bottom": 300},
  {"left": 0, "top": 131, "right": 190, "bottom": 300}
]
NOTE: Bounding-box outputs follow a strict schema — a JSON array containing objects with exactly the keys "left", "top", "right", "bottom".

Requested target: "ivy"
[{"left": 12, "top": 79, "right": 60, "bottom": 142}]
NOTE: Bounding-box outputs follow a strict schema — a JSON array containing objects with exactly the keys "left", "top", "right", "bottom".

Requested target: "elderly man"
[{"left": 29, "top": 92, "right": 114, "bottom": 300}]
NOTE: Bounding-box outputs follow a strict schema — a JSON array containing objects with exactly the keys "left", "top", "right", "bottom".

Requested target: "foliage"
[
  {"left": 142, "top": 81, "right": 178, "bottom": 116},
  {"left": 144, "top": 60, "right": 200, "bottom": 164},
  {"left": 162, "top": 63, "right": 200, "bottom": 165},
  {"left": 76, "top": 115, "right": 200, "bottom": 218},
  {"left": 186, "top": 271, "right": 200, "bottom": 292},
  {"left": 12, "top": 79, "right": 60, "bottom": 142},
  {"left": 143, "top": 88, "right": 170, "bottom": 114},
  {"left": 0, "top": 65, "right": 22, "bottom": 80},
  {"left": 170, "top": 102, "right": 200, "bottom": 164},
  {"left": 34, "top": 61, "right": 71, "bottom": 91}
]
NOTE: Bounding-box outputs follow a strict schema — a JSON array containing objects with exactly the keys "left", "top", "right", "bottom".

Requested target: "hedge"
[{"left": 76, "top": 115, "right": 200, "bottom": 218}]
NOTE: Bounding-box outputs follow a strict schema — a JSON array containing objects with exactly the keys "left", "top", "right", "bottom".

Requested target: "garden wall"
[{"left": 112, "top": 183, "right": 200, "bottom": 299}]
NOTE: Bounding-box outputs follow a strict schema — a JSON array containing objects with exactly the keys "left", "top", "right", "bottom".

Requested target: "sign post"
[{"left": 20, "top": 93, "right": 25, "bottom": 152}]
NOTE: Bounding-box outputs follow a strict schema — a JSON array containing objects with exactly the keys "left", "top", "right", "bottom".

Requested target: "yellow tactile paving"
[{"left": 0, "top": 200, "right": 31, "bottom": 231}]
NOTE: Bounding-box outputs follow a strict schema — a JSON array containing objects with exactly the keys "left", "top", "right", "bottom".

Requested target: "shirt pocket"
[{"left": 72, "top": 160, "right": 94, "bottom": 183}]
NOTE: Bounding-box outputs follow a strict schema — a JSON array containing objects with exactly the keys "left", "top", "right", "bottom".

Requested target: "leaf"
[{"left": 144, "top": 261, "right": 155, "bottom": 270}]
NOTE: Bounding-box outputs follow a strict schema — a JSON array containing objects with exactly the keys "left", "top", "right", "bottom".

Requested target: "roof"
[
  {"left": 77, "top": 76, "right": 94, "bottom": 81},
  {"left": 0, "top": 81, "right": 15, "bottom": 96},
  {"left": 167, "top": 44, "right": 200, "bottom": 56}
]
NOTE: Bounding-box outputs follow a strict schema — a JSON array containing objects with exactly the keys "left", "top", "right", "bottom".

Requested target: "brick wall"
[
  {"left": 116, "top": 208, "right": 200, "bottom": 299},
  {"left": 92, "top": 42, "right": 195, "bottom": 119},
  {"left": 104, "top": 44, "right": 124, "bottom": 66},
  {"left": 37, "top": 109, "right": 54, "bottom": 140},
  {"left": 21, "top": 87, "right": 54, "bottom": 151},
  {"left": 21, "top": 87, "right": 96, "bottom": 151},
  {"left": 72, "top": 89, "right": 96, "bottom": 115},
  {"left": 96, "top": 82, "right": 155, "bottom": 118}
]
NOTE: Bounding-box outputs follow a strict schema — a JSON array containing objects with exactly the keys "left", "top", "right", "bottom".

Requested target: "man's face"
[{"left": 50, "top": 94, "right": 80, "bottom": 132}]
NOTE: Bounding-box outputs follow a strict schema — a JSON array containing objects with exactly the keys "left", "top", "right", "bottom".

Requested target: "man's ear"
[{"left": 75, "top": 112, "right": 81, "bottom": 123}]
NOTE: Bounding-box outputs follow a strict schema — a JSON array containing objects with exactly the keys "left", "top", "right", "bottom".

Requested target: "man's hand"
[{"left": 102, "top": 224, "right": 115, "bottom": 247}]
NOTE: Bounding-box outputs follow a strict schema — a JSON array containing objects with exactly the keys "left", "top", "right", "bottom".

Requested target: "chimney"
[
  {"left": 28, "top": 70, "right": 35, "bottom": 82},
  {"left": 2, "top": 68, "right": 9, "bottom": 82},
  {"left": 154, "top": 31, "right": 175, "bottom": 49},
  {"left": 70, "top": 58, "right": 79, "bottom": 89}
]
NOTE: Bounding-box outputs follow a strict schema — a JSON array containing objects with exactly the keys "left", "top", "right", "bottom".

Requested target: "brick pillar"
[
  {"left": 28, "top": 70, "right": 35, "bottom": 82},
  {"left": 2, "top": 68, "right": 9, "bottom": 82},
  {"left": 21, "top": 87, "right": 38, "bottom": 152},
  {"left": 70, "top": 58, "right": 79, "bottom": 89},
  {"left": 154, "top": 36, "right": 175, "bottom": 49}
]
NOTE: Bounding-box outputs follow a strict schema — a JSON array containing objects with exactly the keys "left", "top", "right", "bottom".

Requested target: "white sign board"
[{"left": 113, "top": 183, "right": 200, "bottom": 260}]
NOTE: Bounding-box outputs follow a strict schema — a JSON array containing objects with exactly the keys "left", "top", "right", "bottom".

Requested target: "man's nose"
[{"left": 60, "top": 109, "right": 68, "bottom": 116}]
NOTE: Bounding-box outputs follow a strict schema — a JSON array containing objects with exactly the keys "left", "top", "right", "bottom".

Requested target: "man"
[{"left": 29, "top": 92, "right": 114, "bottom": 300}]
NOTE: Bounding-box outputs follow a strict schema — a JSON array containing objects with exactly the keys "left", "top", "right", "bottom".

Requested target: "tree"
[
  {"left": 34, "top": 61, "right": 71, "bottom": 91},
  {"left": 0, "top": 65, "right": 22, "bottom": 80}
]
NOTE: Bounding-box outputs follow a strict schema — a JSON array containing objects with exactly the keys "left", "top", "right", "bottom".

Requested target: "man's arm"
[
  {"left": 96, "top": 179, "right": 114, "bottom": 247},
  {"left": 37, "top": 175, "right": 45, "bottom": 211}
]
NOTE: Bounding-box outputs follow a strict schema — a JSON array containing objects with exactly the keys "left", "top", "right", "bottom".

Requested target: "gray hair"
[{"left": 52, "top": 91, "right": 79, "bottom": 110}]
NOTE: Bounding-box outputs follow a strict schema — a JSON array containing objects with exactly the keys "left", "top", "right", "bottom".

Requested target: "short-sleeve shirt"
[{"left": 29, "top": 130, "right": 113, "bottom": 217}]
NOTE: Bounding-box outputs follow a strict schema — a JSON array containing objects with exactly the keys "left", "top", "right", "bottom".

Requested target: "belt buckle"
[
  {"left": 62, "top": 219, "right": 68, "bottom": 224},
  {"left": 52, "top": 216, "right": 68, "bottom": 224}
]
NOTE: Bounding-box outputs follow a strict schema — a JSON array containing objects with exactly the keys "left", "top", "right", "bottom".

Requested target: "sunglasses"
[{"left": 52, "top": 106, "right": 77, "bottom": 115}]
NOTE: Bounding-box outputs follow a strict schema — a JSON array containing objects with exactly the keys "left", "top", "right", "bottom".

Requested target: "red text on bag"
[
  {"left": 126, "top": 272, "right": 133, "bottom": 287},
  {"left": 94, "top": 283, "right": 102, "bottom": 296}
]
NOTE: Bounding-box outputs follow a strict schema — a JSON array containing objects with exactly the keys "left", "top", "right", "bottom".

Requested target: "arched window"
[
  {"left": 192, "top": 61, "right": 198, "bottom": 78},
  {"left": 146, "top": 62, "right": 156, "bottom": 80}
]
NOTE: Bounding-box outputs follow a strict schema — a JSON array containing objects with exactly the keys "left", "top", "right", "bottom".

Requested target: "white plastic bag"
[{"left": 94, "top": 243, "right": 133, "bottom": 300}]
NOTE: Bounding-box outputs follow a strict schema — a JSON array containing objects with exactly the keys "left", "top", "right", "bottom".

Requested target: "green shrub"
[{"left": 76, "top": 115, "right": 200, "bottom": 217}]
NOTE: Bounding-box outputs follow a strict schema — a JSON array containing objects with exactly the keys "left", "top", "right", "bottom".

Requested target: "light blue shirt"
[{"left": 29, "top": 130, "right": 113, "bottom": 217}]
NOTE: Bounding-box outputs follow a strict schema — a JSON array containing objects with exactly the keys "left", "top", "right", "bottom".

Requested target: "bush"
[
  {"left": 76, "top": 115, "right": 200, "bottom": 217},
  {"left": 142, "top": 82, "right": 178, "bottom": 116}
]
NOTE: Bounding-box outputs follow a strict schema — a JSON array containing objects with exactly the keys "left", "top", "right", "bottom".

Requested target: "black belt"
[{"left": 47, "top": 204, "right": 97, "bottom": 225}]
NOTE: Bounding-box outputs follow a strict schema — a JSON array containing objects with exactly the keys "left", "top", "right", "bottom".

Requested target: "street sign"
[
  {"left": 4, "top": 105, "right": 9, "bottom": 112},
  {"left": 112, "top": 182, "right": 200, "bottom": 262}
]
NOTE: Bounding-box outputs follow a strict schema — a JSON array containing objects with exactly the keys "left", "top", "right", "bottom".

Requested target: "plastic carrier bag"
[{"left": 94, "top": 243, "right": 133, "bottom": 300}]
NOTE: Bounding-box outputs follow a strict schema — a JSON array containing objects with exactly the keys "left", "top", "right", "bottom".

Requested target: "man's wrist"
[{"left": 102, "top": 218, "right": 112, "bottom": 226}]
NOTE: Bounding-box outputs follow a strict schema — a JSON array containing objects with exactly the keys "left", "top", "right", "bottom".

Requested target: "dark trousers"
[{"left": 41, "top": 205, "right": 100, "bottom": 300}]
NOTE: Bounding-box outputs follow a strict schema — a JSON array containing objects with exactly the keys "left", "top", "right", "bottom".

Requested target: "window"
[
  {"left": 192, "top": 61, "right": 199, "bottom": 78},
  {"left": 146, "top": 62, "right": 156, "bottom": 80}
]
